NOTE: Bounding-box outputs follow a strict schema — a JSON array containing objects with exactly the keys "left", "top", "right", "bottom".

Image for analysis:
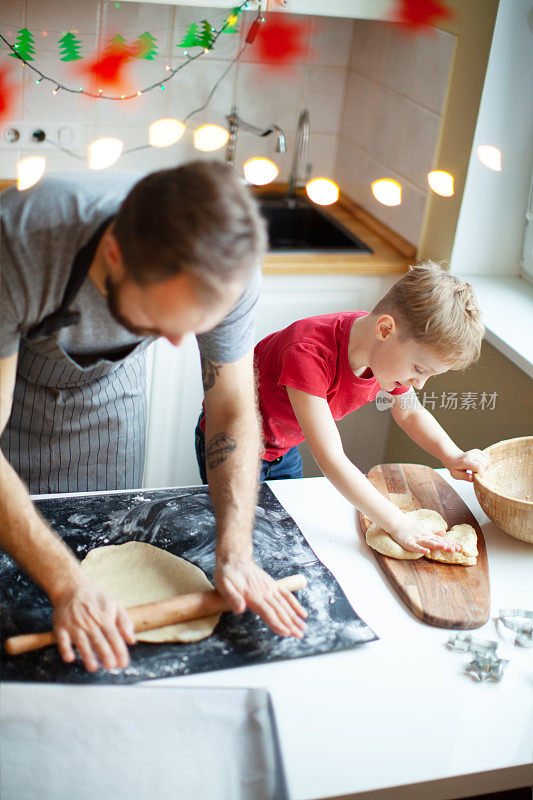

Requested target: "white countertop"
[
  {"left": 3, "top": 472, "right": 532, "bottom": 800},
  {"left": 159, "top": 472, "right": 533, "bottom": 800}
]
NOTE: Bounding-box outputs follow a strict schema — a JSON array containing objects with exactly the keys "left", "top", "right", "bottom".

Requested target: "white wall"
[{"left": 450, "top": 0, "right": 533, "bottom": 277}]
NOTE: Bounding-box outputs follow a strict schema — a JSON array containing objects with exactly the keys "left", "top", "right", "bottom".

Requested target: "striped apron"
[{"left": 1, "top": 219, "right": 150, "bottom": 495}]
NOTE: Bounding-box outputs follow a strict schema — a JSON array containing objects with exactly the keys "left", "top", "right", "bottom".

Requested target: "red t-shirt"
[{"left": 255, "top": 311, "right": 409, "bottom": 461}]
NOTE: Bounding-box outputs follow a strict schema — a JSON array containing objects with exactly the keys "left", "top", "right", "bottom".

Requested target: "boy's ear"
[
  {"left": 103, "top": 232, "right": 125, "bottom": 279},
  {"left": 375, "top": 314, "right": 397, "bottom": 341}
]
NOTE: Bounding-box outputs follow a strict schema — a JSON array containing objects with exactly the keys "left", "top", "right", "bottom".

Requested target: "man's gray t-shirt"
[
  {"left": 0, "top": 171, "right": 261, "bottom": 362},
  {"left": 0, "top": 171, "right": 261, "bottom": 493}
]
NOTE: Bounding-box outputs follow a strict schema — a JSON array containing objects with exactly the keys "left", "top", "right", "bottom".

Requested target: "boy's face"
[{"left": 370, "top": 316, "right": 451, "bottom": 393}]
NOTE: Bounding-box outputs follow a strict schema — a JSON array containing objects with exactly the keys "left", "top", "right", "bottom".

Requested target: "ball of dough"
[
  {"left": 365, "top": 508, "right": 447, "bottom": 560},
  {"left": 81, "top": 541, "right": 220, "bottom": 643},
  {"left": 425, "top": 523, "right": 478, "bottom": 566}
]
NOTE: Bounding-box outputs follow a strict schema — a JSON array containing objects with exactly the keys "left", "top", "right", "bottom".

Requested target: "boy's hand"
[
  {"left": 389, "top": 517, "right": 458, "bottom": 556},
  {"left": 214, "top": 556, "right": 308, "bottom": 639},
  {"left": 443, "top": 449, "right": 489, "bottom": 482}
]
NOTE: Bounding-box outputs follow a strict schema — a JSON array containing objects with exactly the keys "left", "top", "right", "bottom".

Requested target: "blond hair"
[{"left": 371, "top": 261, "right": 484, "bottom": 368}]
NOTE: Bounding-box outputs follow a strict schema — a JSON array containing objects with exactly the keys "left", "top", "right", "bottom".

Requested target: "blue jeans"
[{"left": 195, "top": 414, "right": 303, "bottom": 484}]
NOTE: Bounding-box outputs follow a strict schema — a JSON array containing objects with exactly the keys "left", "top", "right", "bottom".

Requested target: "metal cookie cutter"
[
  {"left": 496, "top": 609, "right": 533, "bottom": 647},
  {"left": 446, "top": 632, "right": 509, "bottom": 683}
]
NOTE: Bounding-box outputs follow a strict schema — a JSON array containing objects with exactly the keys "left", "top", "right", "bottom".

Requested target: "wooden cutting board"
[{"left": 357, "top": 464, "right": 490, "bottom": 629}]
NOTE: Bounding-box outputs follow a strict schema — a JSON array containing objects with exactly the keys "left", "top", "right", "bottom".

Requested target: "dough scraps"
[
  {"left": 80, "top": 541, "right": 220, "bottom": 643},
  {"left": 425, "top": 523, "right": 478, "bottom": 566},
  {"left": 365, "top": 508, "right": 447, "bottom": 560}
]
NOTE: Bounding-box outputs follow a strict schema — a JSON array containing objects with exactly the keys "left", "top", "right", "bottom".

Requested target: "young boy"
[{"left": 196, "top": 263, "right": 489, "bottom": 556}]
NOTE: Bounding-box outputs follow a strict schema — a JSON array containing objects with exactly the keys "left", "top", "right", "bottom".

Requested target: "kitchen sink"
[{"left": 258, "top": 195, "right": 372, "bottom": 253}]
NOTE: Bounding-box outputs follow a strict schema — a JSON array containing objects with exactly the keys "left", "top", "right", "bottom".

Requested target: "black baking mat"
[{"left": 0, "top": 484, "right": 377, "bottom": 684}]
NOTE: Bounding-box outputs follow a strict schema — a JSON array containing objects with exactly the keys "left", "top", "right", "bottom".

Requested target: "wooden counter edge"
[{"left": 254, "top": 184, "right": 416, "bottom": 277}]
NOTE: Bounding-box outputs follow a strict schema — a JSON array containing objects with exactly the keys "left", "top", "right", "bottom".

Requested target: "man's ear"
[
  {"left": 103, "top": 232, "right": 125, "bottom": 279},
  {"left": 375, "top": 314, "right": 396, "bottom": 342}
]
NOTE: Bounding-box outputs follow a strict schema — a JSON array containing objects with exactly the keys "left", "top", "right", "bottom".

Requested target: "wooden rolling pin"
[{"left": 4, "top": 573, "right": 307, "bottom": 657}]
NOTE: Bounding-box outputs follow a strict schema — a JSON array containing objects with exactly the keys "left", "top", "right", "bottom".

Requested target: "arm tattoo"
[
  {"left": 201, "top": 356, "right": 222, "bottom": 392},
  {"left": 206, "top": 432, "right": 237, "bottom": 470}
]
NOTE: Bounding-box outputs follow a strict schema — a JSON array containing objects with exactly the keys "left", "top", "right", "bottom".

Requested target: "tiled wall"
[
  {"left": 1, "top": 2, "right": 455, "bottom": 247},
  {"left": 334, "top": 20, "right": 455, "bottom": 246},
  {"left": 0, "top": 1, "right": 352, "bottom": 184}
]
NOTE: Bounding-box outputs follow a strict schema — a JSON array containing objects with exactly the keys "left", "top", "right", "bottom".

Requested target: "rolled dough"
[
  {"left": 425, "top": 523, "right": 478, "bottom": 566},
  {"left": 365, "top": 509, "right": 447, "bottom": 560},
  {"left": 80, "top": 541, "right": 221, "bottom": 643}
]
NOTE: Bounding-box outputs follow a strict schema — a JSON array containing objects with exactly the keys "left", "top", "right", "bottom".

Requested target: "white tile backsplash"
[
  {"left": 411, "top": 27, "right": 456, "bottom": 114},
  {"left": 400, "top": 102, "right": 441, "bottom": 191},
  {"left": 335, "top": 18, "right": 454, "bottom": 246},
  {"left": 340, "top": 72, "right": 378, "bottom": 152},
  {"left": 377, "top": 23, "right": 416, "bottom": 95},
  {"left": 349, "top": 19, "right": 384, "bottom": 80},
  {"left": 309, "top": 15, "right": 354, "bottom": 68},
  {"left": 25, "top": 0, "right": 101, "bottom": 55},
  {"left": 301, "top": 65, "right": 346, "bottom": 135},
  {"left": 0, "top": 0, "right": 26, "bottom": 31},
  {"left": 166, "top": 56, "right": 236, "bottom": 126},
  {"left": 100, "top": 0, "right": 174, "bottom": 59},
  {"left": 234, "top": 61, "right": 305, "bottom": 136},
  {"left": 369, "top": 85, "right": 408, "bottom": 175}
]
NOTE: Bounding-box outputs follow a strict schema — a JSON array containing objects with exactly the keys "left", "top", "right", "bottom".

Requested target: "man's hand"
[
  {"left": 389, "top": 516, "right": 457, "bottom": 556},
  {"left": 443, "top": 449, "right": 489, "bottom": 482},
  {"left": 214, "top": 556, "right": 308, "bottom": 639},
  {"left": 52, "top": 580, "right": 136, "bottom": 672}
]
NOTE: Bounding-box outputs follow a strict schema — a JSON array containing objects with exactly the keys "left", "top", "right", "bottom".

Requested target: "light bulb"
[
  {"left": 477, "top": 145, "right": 502, "bottom": 172},
  {"left": 88, "top": 137, "right": 123, "bottom": 170},
  {"left": 17, "top": 156, "right": 46, "bottom": 191},
  {"left": 149, "top": 118, "right": 185, "bottom": 148},
  {"left": 243, "top": 157, "right": 278, "bottom": 186},
  {"left": 193, "top": 124, "right": 229, "bottom": 152},
  {"left": 306, "top": 178, "right": 339, "bottom": 206},
  {"left": 371, "top": 179, "right": 402, "bottom": 207},
  {"left": 427, "top": 170, "right": 454, "bottom": 197}
]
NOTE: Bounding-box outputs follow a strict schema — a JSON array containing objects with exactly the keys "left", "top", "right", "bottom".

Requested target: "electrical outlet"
[{"left": 0, "top": 121, "right": 82, "bottom": 150}]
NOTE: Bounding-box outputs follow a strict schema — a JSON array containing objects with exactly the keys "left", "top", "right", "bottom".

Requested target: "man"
[{"left": 0, "top": 161, "right": 307, "bottom": 673}]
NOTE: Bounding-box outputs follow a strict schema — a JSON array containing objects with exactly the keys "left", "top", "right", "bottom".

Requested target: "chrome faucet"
[
  {"left": 225, "top": 105, "right": 286, "bottom": 165},
  {"left": 287, "top": 109, "right": 310, "bottom": 198}
]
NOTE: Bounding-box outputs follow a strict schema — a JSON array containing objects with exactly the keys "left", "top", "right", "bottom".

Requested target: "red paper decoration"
[
  {"left": 253, "top": 15, "right": 309, "bottom": 69},
  {"left": 0, "top": 64, "right": 17, "bottom": 123},
  {"left": 78, "top": 40, "right": 135, "bottom": 91},
  {"left": 395, "top": 0, "right": 452, "bottom": 29}
]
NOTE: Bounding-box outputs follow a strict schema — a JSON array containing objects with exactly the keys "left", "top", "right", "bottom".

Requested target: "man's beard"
[{"left": 105, "top": 276, "right": 152, "bottom": 337}]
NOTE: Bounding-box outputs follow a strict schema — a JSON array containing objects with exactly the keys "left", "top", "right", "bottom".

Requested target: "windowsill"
[{"left": 460, "top": 275, "right": 533, "bottom": 379}]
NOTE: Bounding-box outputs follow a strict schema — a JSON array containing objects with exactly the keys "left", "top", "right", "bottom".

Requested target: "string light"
[
  {"left": 149, "top": 118, "right": 185, "bottom": 148},
  {"left": 243, "top": 157, "right": 278, "bottom": 186},
  {"left": 88, "top": 137, "right": 124, "bottom": 170},
  {"left": 477, "top": 145, "right": 502, "bottom": 172},
  {"left": 306, "top": 178, "right": 339, "bottom": 206},
  {"left": 427, "top": 170, "right": 454, "bottom": 197},
  {"left": 371, "top": 179, "right": 402, "bottom": 207},
  {"left": 193, "top": 124, "right": 229, "bottom": 152},
  {"left": 17, "top": 156, "right": 46, "bottom": 191}
]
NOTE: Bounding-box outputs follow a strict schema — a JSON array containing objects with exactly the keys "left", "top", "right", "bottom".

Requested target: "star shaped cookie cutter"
[
  {"left": 445, "top": 632, "right": 509, "bottom": 682},
  {"left": 496, "top": 609, "right": 533, "bottom": 647}
]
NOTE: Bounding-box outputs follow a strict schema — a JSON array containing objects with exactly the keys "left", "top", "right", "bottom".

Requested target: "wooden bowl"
[{"left": 473, "top": 436, "right": 533, "bottom": 544}]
